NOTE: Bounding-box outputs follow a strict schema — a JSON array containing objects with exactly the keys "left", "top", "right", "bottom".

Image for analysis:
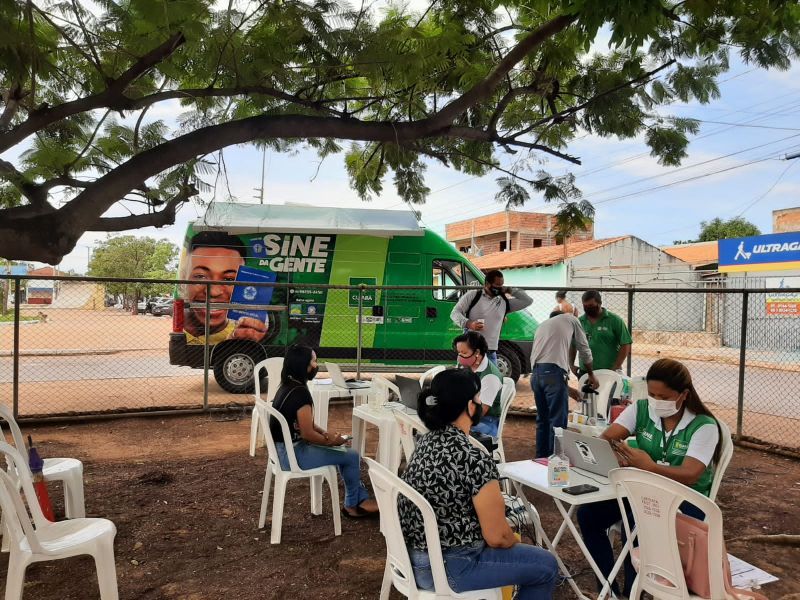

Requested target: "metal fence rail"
[{"left": 1, "top": 275, "right": 798, "bottom": 452}]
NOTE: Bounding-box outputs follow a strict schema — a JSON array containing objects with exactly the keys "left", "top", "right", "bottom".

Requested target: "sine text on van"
[{"left": 168, "top": 203, "right": 538, "bottom": 393}]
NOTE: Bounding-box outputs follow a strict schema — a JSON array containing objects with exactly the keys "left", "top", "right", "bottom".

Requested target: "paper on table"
[
  {"left": 728, "top": 554, "right": 778, "bottom": 590},
  {"left": 313, "top": 378, "right": 333, "bottom": 385}
]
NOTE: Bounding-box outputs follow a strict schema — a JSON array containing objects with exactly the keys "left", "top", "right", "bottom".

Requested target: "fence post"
[
  {"left": 626, "top": 289, "right": 634, "bottom": 377},
  {"left": 202, "top": 284, "right": 211, "bottom": 411},
  {"left": 12, "top": 278, "right": 20, "bottom": 419},
  {"left": 736, "top": 291, "right": 749, "bottom": 438},
  {"left": 356, "top": 285, "right": 364, "bottom": 379}
]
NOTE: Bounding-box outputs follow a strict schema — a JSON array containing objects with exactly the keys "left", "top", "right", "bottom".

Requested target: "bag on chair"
[{"left": 676, "top": 514, "right": 767, "bottom": 600}]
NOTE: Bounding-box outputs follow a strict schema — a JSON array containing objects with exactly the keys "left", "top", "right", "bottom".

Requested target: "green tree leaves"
[{"left": 698, "top": 217, "right": 761, "bottom": 242}]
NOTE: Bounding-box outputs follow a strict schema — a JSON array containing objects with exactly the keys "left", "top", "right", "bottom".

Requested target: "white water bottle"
[{"left": 548, "top": 428, "right": 570, "bottom": 487}]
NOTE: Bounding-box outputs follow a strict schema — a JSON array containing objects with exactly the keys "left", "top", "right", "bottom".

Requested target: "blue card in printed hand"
[{"left": 227, "top": 266, "right": 277, "bottom": 324}]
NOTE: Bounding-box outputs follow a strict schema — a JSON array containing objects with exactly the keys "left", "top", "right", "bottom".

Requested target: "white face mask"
[{"left": 648, "top": 396, "right": 681, "bottom": 418}]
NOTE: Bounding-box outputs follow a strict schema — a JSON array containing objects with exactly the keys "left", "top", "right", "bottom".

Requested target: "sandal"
[{"left": 342, "top": 505, "right": 379, "bottom": 519}]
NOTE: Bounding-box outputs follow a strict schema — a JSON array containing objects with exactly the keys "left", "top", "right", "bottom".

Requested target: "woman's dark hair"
[
  {"left": 556, "top": 290, "right": 567, "bottom": 300},
  {"left": 281, "top": 344, "right": 314, "bottom": 386},
  {"left": 646, "top": 358, "right": 722, "bottom": 465},
  {"left": 417, "top": 368, "right": 481, "bottom": 430},
  {"left": 549, "top": 310, "right": 563, "bottom": 319},
  {"left": 452, "top": 331, "right": 488, "bottom": 356}
]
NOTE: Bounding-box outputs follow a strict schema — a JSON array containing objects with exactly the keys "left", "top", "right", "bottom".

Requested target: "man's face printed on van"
[{"left": 187, "top": 246, "right": 244, "bottom": 332}]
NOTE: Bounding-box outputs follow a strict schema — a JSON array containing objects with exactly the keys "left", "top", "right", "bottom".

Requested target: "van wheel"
[
  {"left": 213, "top": 344, "right": 263, "bottom": 393},
  {"left": 496, "top": 342, "right": 522, "bottom": 382}
]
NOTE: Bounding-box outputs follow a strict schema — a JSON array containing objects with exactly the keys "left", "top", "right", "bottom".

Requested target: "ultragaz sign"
[{"left": 718, "top": 232, "right": 800, "bottom": 273}]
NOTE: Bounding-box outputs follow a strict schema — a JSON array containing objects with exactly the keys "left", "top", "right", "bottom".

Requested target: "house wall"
[
  {"left": 567, "top": 238, "right": 706, "bottom": 333},
  {"left": 498, "top": 263, "right": 568, "bottom": 322}
]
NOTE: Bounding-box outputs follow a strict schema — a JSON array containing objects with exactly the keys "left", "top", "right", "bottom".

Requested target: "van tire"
[
  {"left": 213, "top": 342, "right": 265, "bottom": 394},
  {"left": 496, "top": 342, "right": 522, "bottom": 382}
]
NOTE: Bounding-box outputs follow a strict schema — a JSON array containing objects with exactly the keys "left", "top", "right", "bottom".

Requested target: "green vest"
[
  {"left": 477, "top": 360, "right": 503, "bottom": 418},
  {"left": 632, "top": 399, "right": 716, "bottom": 496}
]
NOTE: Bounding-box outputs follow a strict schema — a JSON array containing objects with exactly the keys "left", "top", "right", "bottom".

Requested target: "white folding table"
[
  {"left": 309, "top": 380, "right": 370, "bottom": 431},
  {"left": 352, "top": 403, "right": 420, "bottom": 472},
  {"left": 500, "top": 460, "right": 634, "bottom": 600}
]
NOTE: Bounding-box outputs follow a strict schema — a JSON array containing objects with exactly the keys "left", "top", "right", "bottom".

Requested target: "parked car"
[{"left": 151, "top": 298, "right": 174, "bottom": 316}]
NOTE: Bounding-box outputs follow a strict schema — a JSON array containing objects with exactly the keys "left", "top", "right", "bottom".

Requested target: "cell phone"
[
  {"left": 340, "top": 434, "right": 353, "bottom": 441},
  {"left": 563, "top": 484, "right": 599, "bottom": 495}
]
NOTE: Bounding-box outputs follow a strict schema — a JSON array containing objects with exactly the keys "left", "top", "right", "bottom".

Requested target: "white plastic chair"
[
  {"left": 256, "top": 400, "right": 341, "bottom": 544},
  {"left": 609, "top": 418, "right": 735, "bottom": 545},
  {"left": 493, "top": 377, "right": 516, "bottom": 464},
  {"left": 249, "top": 357, "right": 283, "bottom": 457},
  {"left": 365, "top": 457, "right": 502, "bottom": 600},
  {"left": 0, "top": 442, "right": 119, "bottom": 600},
  {"left": 419, "top": 366, "right": 446, "bottom": 389},
  {"left": 578, "top": 369, "right": 623, "bottom": 420},
  {"left": 0, "top": 404, "right": 85, "bottom": 519},
  {"left": 371, "top": 375, "right": 402, "bottom": 406},
  {"left": 394, "top": 411, "right": 428, "bottom": 466},
  {"left": 709, "top": 421, "right": 734, "bottom": 502},
  {"left": 609, "top": 467, "right": 729, "bottom": 600}
]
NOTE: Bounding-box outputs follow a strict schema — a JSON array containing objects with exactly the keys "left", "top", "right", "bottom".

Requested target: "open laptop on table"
[
  {"left": 325, "top": 362, "right": 371, "bottom": 389},
  {"left": 393, "top": 375, "right": 421, "bottom": 413},
  {"left": 561, "top": 429, "right": 621, "bottom": 479}
]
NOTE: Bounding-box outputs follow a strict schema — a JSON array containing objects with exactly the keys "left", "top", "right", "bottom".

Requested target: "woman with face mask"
[
  {"left": 400, "top": 369, "right": 558, "bottom": 598},
  {"left": 269, "top": 344, "right": 378, "bottom": 518},
  {"left": 576, "top": 357, "right": 722, "bottom": 596},
  {"left": 453, "top": 331, "right": 504, "bottom": 437}
]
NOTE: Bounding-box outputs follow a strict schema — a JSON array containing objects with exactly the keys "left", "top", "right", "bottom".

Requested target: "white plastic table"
[
  {"left": 309, "top": 380, "right": 370, "bottom": 430},
  {"left": 352, "top": 403, "right": 419, "bottom": 472},
  {"left": 500, "top": 461, "right": 635, "bottom": 600}
]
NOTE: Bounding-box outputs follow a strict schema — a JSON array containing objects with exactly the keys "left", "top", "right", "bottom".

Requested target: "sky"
[{"left": 10, "top": 5, "right": 800, "bottom": 273}]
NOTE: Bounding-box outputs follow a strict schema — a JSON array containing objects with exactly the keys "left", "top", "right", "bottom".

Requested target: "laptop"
[
  {"left": 561, "top": 430, "right": 621, "bottom": 478},
  {"left": 325, "top": 362, "right": 371, "bottom": 389},
  {"left": 393, "top": 375, "right": 421, "bottom": 413}
]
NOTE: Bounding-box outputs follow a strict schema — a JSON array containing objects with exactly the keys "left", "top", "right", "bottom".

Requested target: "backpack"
[{"left": 465, "top": 289, "right": 511, "bottom": 320}]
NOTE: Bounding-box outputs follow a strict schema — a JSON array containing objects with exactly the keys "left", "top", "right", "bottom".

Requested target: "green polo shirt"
[
  {"left": 477, "top": 359, "right": 503, "bottom": 418},
  {"left": 578, "top": 308, "right": 632, "bottom": 371},
  {"left": 631, "top": 399, "right": 716, "bottom": 496}
]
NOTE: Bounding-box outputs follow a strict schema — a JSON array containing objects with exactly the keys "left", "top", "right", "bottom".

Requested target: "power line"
[{"left": 737, "top": 161, "right": 799, "bottom": 216}]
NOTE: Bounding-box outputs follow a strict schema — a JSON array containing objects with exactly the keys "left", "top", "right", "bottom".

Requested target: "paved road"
[{"left": 1, "top": 353, "right": 798, "bottom": 418}]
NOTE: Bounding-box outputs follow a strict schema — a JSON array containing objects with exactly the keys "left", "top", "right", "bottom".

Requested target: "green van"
[{"left": 169, "top": 203, "right": 538, "bottom": 392}]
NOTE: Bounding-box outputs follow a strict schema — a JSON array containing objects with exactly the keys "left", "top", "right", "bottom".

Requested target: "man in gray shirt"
[
  {"left": 450, "top": 269, "right": 533, "bottom": 365},
  {"left": 531, "top": 310, "right": 598, "bottom": 457}
]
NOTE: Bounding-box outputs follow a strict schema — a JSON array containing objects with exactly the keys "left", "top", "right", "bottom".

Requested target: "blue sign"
[{"left": 718, "top": 231, "right": 800, "bottom": 273}]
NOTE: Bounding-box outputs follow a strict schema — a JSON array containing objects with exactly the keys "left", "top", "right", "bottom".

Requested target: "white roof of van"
[{"left": 193, "top": 202, "right": 424, "bottom": 237}]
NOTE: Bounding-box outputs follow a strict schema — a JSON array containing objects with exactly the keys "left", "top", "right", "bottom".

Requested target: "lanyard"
[{"left": 660, "top": 421, "right": 677, "bottom": 461}]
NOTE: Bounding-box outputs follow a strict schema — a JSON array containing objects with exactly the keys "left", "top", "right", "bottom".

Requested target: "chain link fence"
[{"left": 1, "top": 275, "right": 798, "bottom": 452}]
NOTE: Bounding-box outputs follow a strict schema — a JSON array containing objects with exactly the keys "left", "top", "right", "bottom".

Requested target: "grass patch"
[{"left": 0, "top": 313, "right": 36, "bottom": 322}]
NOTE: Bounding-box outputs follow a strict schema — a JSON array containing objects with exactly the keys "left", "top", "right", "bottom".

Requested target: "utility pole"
[{"left": 253, "top": 146, "right": 267, "bottom": 203}]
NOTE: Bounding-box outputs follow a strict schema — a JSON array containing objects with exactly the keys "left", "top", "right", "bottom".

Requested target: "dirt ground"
[{"left": 5, "top": 406, "right": 798, "bottom": 600}]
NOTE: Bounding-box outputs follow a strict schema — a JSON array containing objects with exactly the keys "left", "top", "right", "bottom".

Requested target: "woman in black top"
[
  {"left": 270, "top": 345, "right": 378, "bottom": 517},
  {"left": 399, "top": 369, "right": 558, "bottom": 598}
]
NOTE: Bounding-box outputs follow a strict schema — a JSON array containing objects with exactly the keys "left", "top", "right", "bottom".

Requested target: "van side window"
[{"left": 432, "top": 259, "right": 463, "bottom": 302}]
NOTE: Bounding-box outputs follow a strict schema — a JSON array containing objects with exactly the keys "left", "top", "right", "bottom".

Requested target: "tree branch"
[
  {"left": 512, "top": 59, "right": 677, "bottom": 139},
  {"left": 0, "top": 31, "right": 186, "bottom": 154},
  {"left": 118, "top": 85, "right": 346, "bottom": 117},
  {"left": 87, "top": 184, "right": 197, "bottom": 232},
  {"left": 0, "top": 83, "right": 26, "bottom": 131},
  {"left": 429, "top": 13, "right": 576, "bottom": 129}
]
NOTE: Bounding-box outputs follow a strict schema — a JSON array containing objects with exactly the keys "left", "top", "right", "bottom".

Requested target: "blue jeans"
[
  {"left": 531, "top": 363, "right": 568, "bottom": 458},
  {"left": 577, "top": 499, "right": 706, "bottom": 596},
  {"left": 471, "top": 415, "right": 499, "bottom": 438},
  {"left": 409, "top": 542, "right": 558, "bottom": 599},
  {"left": 276, "top": 442, "right": 369, "bottom": 508},
  {"left": 487, "top": 351, "right": 497, "bottom": 365}
]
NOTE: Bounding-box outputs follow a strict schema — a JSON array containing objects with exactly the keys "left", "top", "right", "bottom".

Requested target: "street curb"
[
  {"left": 635, "top": 348, "right": 800, "bottom": 374},
  {"left": 0, "top": 348, "right": 158, "bottom": 357}
]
